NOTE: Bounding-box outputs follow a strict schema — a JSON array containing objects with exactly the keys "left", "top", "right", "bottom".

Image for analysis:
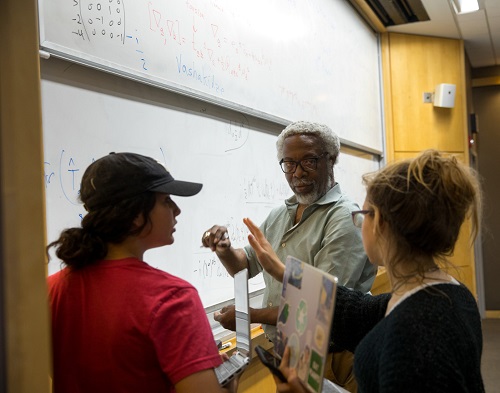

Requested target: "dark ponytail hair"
[{"left": 46, "top": 192, "right": 156, "bottom": 269}]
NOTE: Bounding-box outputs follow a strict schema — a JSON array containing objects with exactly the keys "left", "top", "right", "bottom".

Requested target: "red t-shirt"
[{"left": 48, "top": 258, "right": 222, "bottom": 393}]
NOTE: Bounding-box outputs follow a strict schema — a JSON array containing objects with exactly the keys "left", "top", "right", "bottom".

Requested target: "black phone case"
[{"left": 255, "top": 345, "right": 287, "bottom": 382}]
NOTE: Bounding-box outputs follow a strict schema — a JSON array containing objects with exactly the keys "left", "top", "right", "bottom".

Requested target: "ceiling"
[{"left": 383, "top": 0, "right": 500, "bottom": 68}]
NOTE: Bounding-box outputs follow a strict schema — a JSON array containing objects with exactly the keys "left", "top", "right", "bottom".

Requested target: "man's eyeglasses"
[
  {"left": 351, "top": 210, "right": 373, "bottom": 228},
  {"left": 279, "top": 152, "right": 329, "bottom": 174}
]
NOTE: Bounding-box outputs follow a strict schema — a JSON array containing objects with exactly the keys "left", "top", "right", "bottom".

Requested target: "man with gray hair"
[
  {"left": 202, "top": 121, "right": 376, "bottom": 337},
  {"left": 202, "top": 120, "right": 375, "bottom": 390}
]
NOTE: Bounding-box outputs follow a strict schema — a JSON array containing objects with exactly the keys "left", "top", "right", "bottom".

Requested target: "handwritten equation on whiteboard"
[
  {"left": 65, "top": 0, "right": 274, "bottom": 95},
  {"left": 71, "top": 0, "right": 126, "bottom": 43},
  {"left": 41, "top": 0, "right": 384, "bottom": 151},
  {"left": 43, "top": 118, "right": 253, "bottom": 208},
  {"left": 54, "top": 0, "right": 325, "bottom": 113},
  {"left": 44, "top": 150, "right": 88, "bottom": 208}
]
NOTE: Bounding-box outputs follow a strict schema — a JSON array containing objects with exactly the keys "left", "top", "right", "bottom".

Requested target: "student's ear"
[
  {"left": 372, "top": 208, "right": 385, "bottom": 235},
  {"left": 133, "top": 213, "right": 145, "bottom": 229}
]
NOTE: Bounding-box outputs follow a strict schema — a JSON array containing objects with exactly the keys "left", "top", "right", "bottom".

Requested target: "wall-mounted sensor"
[
  {"left": 434, "top": 83, "right": 456, "bottom": 108},
  {"left": 423, "top": 92, "right": 433, "bottom": 103}
]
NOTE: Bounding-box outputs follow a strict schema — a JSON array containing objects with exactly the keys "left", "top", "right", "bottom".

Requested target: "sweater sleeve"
[{"left": 330, "top": 286, "right": 390, "bottom": 352}]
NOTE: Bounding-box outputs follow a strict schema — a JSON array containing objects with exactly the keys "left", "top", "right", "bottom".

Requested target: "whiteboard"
[
  {"left": 335, "top": 148, "right": 379, "bottom": 208},
  {"left": 41, "top": 58, "right": 380, "bottom": 309},
  {"left": 38, "top": 0, "right": 383, "bottom": 151},
  {"left": 42, "top": 62, "right": 287, "bottom": 309}
]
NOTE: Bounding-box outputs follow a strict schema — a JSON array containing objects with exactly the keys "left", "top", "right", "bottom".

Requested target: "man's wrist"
[{"left": 250, "top": 306, "right": 278, "bottom": 326}]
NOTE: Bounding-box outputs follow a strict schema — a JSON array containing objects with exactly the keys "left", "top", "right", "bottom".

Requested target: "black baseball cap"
[{"left": 81, "top": 152, "right": 202, "bottom": 210}]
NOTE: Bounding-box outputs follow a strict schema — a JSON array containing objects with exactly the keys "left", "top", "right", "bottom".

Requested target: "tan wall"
[
  {"left": 380, "top": 32, "right": 476, "bottom": 295},
  {"left": 471, "top": 84, "right": 500, "bottom": 310},
  {"left": 471, "top": 65, "right": 500, "bottom": 87}
]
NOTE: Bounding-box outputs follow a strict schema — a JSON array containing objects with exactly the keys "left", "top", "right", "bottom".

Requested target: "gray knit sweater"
[{"left": 331, "top": 284, "right": 484, "bottom": 392}]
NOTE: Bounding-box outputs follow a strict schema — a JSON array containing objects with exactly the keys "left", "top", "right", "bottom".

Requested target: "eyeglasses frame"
[
  {"left": 351, "top": 210, "right": 374, "bottom": 228},
  {"left": 279, "top": 152, "right": 329, "bottom": 174}
]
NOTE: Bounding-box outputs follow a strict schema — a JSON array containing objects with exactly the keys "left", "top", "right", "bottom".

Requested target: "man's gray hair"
[{"left": 276, "top": 121, "right": 340, "bottom": 163}]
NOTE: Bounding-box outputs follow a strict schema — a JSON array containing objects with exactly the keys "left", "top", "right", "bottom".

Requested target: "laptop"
[
  {"left": 215, "top": 268, "right": 251, "bottom": 385},
  {"left": 274, "top": 256, "right": 338, "bottom": 393}
]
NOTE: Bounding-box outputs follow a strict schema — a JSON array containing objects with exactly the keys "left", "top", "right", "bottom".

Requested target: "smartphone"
[{"left": 255, "top": 345, "right": 287, "bottom": 383}]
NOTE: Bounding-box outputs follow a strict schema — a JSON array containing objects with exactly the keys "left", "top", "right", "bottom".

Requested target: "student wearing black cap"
[{"left": 47, "top": 152, "right": 238, "bottom": 393}]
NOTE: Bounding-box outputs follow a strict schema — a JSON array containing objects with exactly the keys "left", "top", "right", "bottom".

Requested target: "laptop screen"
[
  {"left": 275, "top": 256, "right": 338, "bottom": 393},
  {"left": 234, "top": 268, "right": 250, "bottom": 355}
]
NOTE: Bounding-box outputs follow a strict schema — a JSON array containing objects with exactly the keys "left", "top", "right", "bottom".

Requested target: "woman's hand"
[
  {"left": 243, "top": 217, "right": 285, "bottom": 281},
  {"left": 274, "top": 347, "right": 308, "bottom": 393}
]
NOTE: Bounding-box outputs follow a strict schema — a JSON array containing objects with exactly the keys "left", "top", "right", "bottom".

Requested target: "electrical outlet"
[{"left": 423, "top": 92, "right": 433, "bottom": 103}]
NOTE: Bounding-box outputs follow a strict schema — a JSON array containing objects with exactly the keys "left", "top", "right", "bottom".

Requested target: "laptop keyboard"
[{"left": 215, "top": 353, "right": 247, "bottom": 383}]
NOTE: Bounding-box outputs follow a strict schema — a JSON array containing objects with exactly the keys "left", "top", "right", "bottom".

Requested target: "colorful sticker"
[
  {"left": 278, "top": 302, "right": 290, "bottom": 324},
  {"left": 297, "top": 344, "right": 311, "bottom": 380},
  {"left": 307, "top": 349, "right": 323, "bottom": 393},
  {"left": 314, "top": 325, "right": 325, "bottom": 351},
  {"left": 316, "top": 276, "right": 335, "bottom": 324},
  {"left": 274, "top": 326, "right": 288, "bottom": 357},
  {"left": 295, "top": 299, "right": 308, "bottom": 334},
  {"left": 287, "top": 259, "right": 303, "bottom": 289},
  {"left": 287, "top": 333, "right": 300, "bottom": 368}
]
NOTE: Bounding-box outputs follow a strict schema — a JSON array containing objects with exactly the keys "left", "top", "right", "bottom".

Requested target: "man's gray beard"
[
  {"left": 295, "top": 191, "right": 319, "bottom": 205},
  {"left": 294, "top": 177, "right": 333, "bottom": 205}
]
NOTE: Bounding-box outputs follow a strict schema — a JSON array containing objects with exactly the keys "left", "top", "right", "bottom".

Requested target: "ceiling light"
[{"left": 450, "top": 0, "right": 480, "bottom": 14}]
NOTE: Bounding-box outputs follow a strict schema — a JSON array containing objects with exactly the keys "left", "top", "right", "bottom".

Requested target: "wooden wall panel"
[
  {"left": 387, "top": 34, "right": 467, "bottom": 153},
  {"left": 371, "top": 268, "right": 391, "bottom": 295},
  {"left": 0, "top": 0, "right": 52, "bottom": 391},
  {"left": 381, "top": 33, "right": 475, "bottom": 295}
]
